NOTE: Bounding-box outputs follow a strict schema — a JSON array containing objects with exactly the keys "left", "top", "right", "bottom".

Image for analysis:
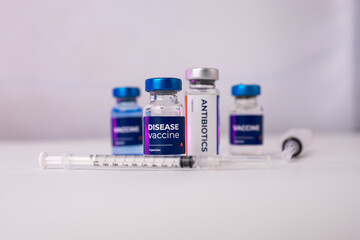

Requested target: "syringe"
[
  {"left": 39, "top": 152, "right": 271, "bottom": 170},
  {"left": 280, "top": 128, "right": 313, "bottom": 161}
]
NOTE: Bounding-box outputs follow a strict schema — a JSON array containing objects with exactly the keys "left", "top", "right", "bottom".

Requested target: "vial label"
[
  {"left": 230, "top": 115, "right": 263, "bottom": 145},
  {"left": 144, "top": 116, "right": 186, "bottom": 155},
  {"left": 112, "top": 117, "right": 142, "bottom": 146},
  {"left": 185, "top": 95, "right": 219, "bottom": 155}
]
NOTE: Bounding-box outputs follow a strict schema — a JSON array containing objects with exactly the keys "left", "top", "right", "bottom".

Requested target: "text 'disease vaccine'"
[{"left": 143, "top": 78, "right": 186, "bottom": 155}]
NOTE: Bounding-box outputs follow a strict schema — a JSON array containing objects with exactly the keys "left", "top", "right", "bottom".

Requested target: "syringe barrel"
[
  {"left": 88, "top": 155, "right": 188, "bottom": 169},
  {"left": 39, "top": 152, "right": 192, "bottom": 170},
  {"left": 39, "top": 152, "right": 271, "bottom": 171}
]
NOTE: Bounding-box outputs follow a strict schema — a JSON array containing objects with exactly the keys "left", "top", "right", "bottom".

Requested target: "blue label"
[
  {"left": 112, "top": 117, "right": 142, "bottom": 146},
  {"left": 230, "top": 115, "right": 263, "bottom": 145},
  {"left": 144, "top": 116, "right": 186, "bottom": 155}
]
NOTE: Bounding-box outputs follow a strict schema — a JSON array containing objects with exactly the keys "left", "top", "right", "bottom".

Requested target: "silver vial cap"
[{"left": 185, "top": 68, "right": 219, "bottom": 81}]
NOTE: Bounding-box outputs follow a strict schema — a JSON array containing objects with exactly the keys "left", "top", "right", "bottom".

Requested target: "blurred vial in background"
[
  {"left": 111, "top": 87, "right": 143, "bottom": 155},
  {"left": 229, "top": 84, "right": 263, "bottom": 155}
]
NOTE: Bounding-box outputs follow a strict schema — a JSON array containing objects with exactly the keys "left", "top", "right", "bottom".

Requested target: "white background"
[
  {"left": 1, "top": 134, "right": 359, "bottom": 240},
  {"left": 0, "top": 0, "right": 358, "bottom": 140}
]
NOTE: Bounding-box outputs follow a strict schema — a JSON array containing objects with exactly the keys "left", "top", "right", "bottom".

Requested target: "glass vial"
[
  {"left": 143, "top": 78, "right": 186, "bottom": 155},
  {"left": 111, "top": 87, "right": 143, "bottom": 155},
  {"left": 229, "top": 84, "right": 263, "bottom": 155},
  {"left": 185, "top": 68, "right": 220, "bottom": 156}
]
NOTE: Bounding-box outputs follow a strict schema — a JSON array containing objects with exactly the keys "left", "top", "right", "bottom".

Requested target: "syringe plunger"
[{"left": 280, "top": 128, "right": 313, "bottom": 161}]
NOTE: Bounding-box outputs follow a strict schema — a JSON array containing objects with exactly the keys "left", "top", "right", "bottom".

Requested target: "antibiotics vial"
[
  {"left": 143, "top": 78, "right": 186, "bottom": 155},
  {"left": 229, "top": 84, "right": 263, "bottom": 155},
  {"left": 111, "top": 87, "right": 143, "bottom": 155},
  {"left": 185, "top": 68, "right": 219, "bottom": 156}
]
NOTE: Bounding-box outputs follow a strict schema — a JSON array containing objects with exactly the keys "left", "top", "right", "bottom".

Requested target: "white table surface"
[{"left": 1, "top": 133, "right": 360, "bottom": 240}]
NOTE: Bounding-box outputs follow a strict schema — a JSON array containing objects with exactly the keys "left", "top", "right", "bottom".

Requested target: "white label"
[{"left": 186, "top": 94, "right": 219, "bottom": 156}]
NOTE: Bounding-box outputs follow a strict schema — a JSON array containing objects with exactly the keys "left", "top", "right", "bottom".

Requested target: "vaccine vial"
[
  {"left": 111, "top": 87, "right": 143, "bottom": 155},
  {"left": 185, "top": 68, "right": 219, "bottom": 156},
  {"left": 229, "top": 84, "right": 263, "bottom": 155},
  {"left": 143, "top": 78, "right": 186, "bottom": 155}
]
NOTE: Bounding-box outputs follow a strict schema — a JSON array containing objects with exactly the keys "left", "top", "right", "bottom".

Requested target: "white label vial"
[
  {"left": 229, "top": 84, "right": 263, "bottom": 155},
  {"left": 185, "top": 68, "right": 220, "bottom": 156},
  {"left": 143, "top": 77, "right": 186, "bottom": 155}
]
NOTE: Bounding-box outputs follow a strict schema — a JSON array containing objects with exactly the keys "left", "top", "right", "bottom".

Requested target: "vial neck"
[
  {"left": 116, "top": 98, "right": 137, "bottom": 103},
  {"left": 189, "top": 80, "right": 215, "bottom": 89},
  {"left": 150, "top": 91, "right": 178, "bottom": 102},
  {"left": 234, "top": 96, "right": 258, "bottom": 108}
]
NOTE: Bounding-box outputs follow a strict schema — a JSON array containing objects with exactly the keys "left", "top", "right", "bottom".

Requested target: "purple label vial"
[
  {"left": 229, "top": 84, "right": 264, "bottom": 155},
  {"left": 230, "top": 115, "right": 263, "bottom": 145},
  {"left": 144, "top": 116, "right": 185, "bottom": 155},
  {"left": 111, "top": 87, "right": 143, "bottom": 155},
  {"left": 143, "top": 77, "right": 186, "bottom": 155}
]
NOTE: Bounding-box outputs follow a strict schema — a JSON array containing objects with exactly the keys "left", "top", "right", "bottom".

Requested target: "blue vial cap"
[
  {"left": 232, "top": 84, "right": 261, "bottom": 96},
  {"left": 145, "top": 77, "right": 182, "bottom": 92},
  {"left": 113, "top": 87, "right": 140, "bottom": 98}
]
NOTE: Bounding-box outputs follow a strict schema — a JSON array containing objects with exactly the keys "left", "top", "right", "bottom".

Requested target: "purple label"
[
  {"left": 230, "top": 115, "right": 263, "bottom": 145},
  {"left": 112, "top": 117, "right": 142, "bottom": 146},
  {"left": 144, "top": 116, "right": 185, "bottom": 155}
]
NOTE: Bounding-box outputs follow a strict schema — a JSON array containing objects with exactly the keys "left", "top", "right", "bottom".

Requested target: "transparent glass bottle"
[
  {"left": 229, "top": 84, "right": 263, "bottom": 155},
  {"left": 111, "top": 87, "right": 143, "bottom": 155},
  {"left": 143, "top": 78, "right": 185, "bottom": 155},
  {"left": 185, "top": 67, "right": 220, "bottom": 156}
]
